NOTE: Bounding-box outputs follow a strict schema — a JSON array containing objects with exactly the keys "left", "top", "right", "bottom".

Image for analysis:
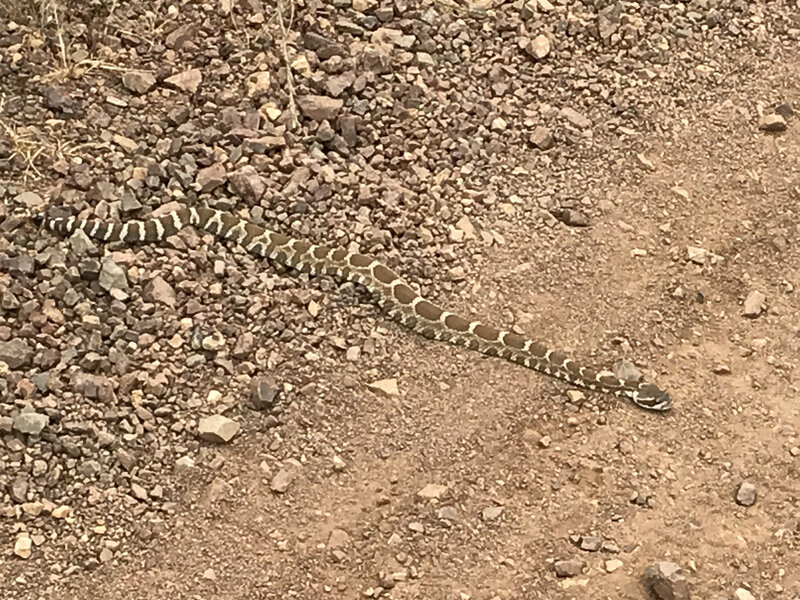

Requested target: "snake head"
[{"left": 631, "top": 383, "right": 672, "bottom": 411}]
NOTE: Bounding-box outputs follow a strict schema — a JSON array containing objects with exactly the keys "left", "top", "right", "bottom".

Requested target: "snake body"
[{"left": 39, "top": 206, "right": 672, "bottom": 411}]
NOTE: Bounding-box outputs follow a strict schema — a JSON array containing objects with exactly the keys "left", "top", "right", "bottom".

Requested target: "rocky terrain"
[{"left": 1, "top": 0, "right": 799, "bottom": 599}]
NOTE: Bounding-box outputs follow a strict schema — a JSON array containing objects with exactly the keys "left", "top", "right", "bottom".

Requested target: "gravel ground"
[{"left": 1, "top": 0, "right": 799, "bottom": 599}]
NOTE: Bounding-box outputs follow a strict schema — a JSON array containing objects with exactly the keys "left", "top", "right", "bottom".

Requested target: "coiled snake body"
[{"left": 38, "top": 206, "right": 672, "bottom": 411}]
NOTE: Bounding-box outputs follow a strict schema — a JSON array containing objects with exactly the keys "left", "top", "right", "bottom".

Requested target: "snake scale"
[{"left": 37, "top": 206, "right": 672, "bottom": 411}]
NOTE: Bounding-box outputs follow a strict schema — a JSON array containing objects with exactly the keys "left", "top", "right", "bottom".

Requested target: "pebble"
[
  {"left": 98, "top": 257, "right": 128, "bottom": 292},
  {"left": 554, "top": 558, "right": 584, "bottom": 577},
  {"left": 417, "top": 483, "right": 447, "bottom": 500},
  {"left": 0, "top": 339, "right": 34, "bottom": 369},
  {"left": 644, "top": 561, "right": 689, "bottom": 600},
  {"left": 196, "top": 162, "right": 227, "bottom": 192},
  {"left": 605, "top": 559, "right": 623, "bottom": 572},
  {"left": 271, "top": 467, "right": 297, "bottom": 493},
  {"left": 197, "top": 415, "right": 240, "bottom": 443},
  {"left": 14, "top": 534, "right": 32, "bottom": 559},
  {"left": 735, "top": 481, "right": 757, "bottom": 506},
  {"left": 530, "top": 125, "right": 554, "bottom": 150},
  {"left": 578, "top": 535, "right": 603, "bottom": 552},
  {"left": 12, "top": 409, "right": 49, "bottom": 435},
  {"left": 743, "top": 291, "right": 766, "bottom": 317},
  {"left": 143, "top": 276, "right": 176, "bottom": 307},
  {"left": 230, "top": 165, "right": 266, "bottom": 202},
  {"left": 482, "top": 506, "right": 504, "bottom": 521},
  {"left": 367, "top": 378, "right": 399, "bottom": 397},
  {"left": 560, "top": 107, "right": 591, "bottom": 129},
  {"left": 14, "top": 190, "right": 45, "bottom": 208},
  {"left": 522, "top": 34, "right": 551, "bottom": 60},
  {"left": 250, "top": 376, "right": 279, "bottom": 410},
  {"left": 122, "top": 71, "right": 156, "bottom": 95},
  {"left": 201, "top": 332, "right": 227, "bottom": 351},
  {"left": 164, "top": 69, "right": 203, "bottom": 93},
  {"left": 733, "top": 589, "right": 755, "bottom": 600},
  {"left": 758, "top": 113, "right": 787, "bottom": 132},
  {"left": 297, "top": 95, "right": 344, "bottom": 121}
]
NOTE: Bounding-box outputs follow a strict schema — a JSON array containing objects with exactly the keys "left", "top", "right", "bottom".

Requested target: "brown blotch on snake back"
[
  {"left": 349, "top": 253, "right": 372, "bottom": 268},
  {"left": 415, "top": 300, "right": 443, "bottom": 321},
  {"left": 330, "top": 248, "right": 348, "bottom": 262},
  {"left": 393, "top": 283, "right": 418, "bottom": 305},
  {"left": 444, "top": 314, "right": 470, "bottom": 332},
  {"left": 502, "top": 333, "right": 526, "bottom": 349},
  {"left": 598, "top": 374, "right": 623, "bottom": 388},
  {"left": 473, "top": 324, "right": 499, "bottom": 342},
  {"left": 372, "top": 264, "right": 396, "bottom": 284}
]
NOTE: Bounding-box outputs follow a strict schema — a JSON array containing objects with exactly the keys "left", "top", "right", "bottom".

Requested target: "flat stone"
[
  {"left": 578, "top": 535, "right": 603, "bottom": 552},
  {"left": 15, "top": 191, "right": 45, "bottom": 209},
  {"left": 758, "top": 113, "right": 787, "bottom": 132},
  {"left": 12, "top": 411, "right": 49, "bottom": 435},
  {"left": 164, "top": 69, "right": 203, "bottom": 94},
  {"left": 196, "top": 162, "right": 227, "bottom": 192},
  {"left": 0, "top": 339, "right": 34, "bottom": 369},
  {"left": 735, "top": 481, "right": 757, "bottom": 506},
  {"left": 271, "top": 466, "right": 297, "bottom": 493},
  {"left": 554, "top": 558, "right": 584, "bottom": 577},
  {"left": 560, "top": 106, "right": 592, "bottom": 129},
  {"left": 143, "top": 276, "right": 176, "bottom": 307},
  {"left": 328, "top": 528, "right": 350, "bottom": 548},
  {"left": 644, "top": 561, "right": 689, "bottom": 600},
  {"left": 122, "top": 71, "right": 156, "bottom": 95},
  {"left": 298, "top": 95, "right": 343, "bottom": 121},
  {"left": 417, "top": 483, "right": 447, "bottom": 500},
  {"left": 367, "top": 378, "right": 399, "bottom": 397},
  {"left": 482, "top": 506, "right": 504, "bottom": 521},
  {"left": 197, "top": 415, "right": 240, "bottom": 443},
  {"left": 605, "top": 558, "right": 623, "bottom": 572}
]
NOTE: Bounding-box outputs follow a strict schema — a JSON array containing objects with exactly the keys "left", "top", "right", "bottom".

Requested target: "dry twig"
[{"left": 275, "top": 0, "right": 299, "bottom": 130}]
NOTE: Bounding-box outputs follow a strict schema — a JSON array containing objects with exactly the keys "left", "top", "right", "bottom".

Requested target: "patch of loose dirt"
[{"left": 1, "top": 1, "right": 799, "bottom": 600}]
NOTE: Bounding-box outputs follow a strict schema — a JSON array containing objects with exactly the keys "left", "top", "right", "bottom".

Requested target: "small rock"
[
  {"left": 51, "top": 505, "right": 72, "bottom": 519},
  {"left": 328, "top": 528, "right": 350, "bottom": 548},
  {"left": 143, "top": 276, "right": 176, "bottom": 307},
  {"left": 758, "top": 113, "right": 787, "bottom": 132},
  {"left": 230, "top": 165, "right": 266, "bottom": 202},
  {"left": 774, "top": 102, "right": 794, "bottom": 119},
  {"left": 332, "top": 455, "right": 347, "bottom": 472},
  {"left": 554, "top": 558, "right": 584, "bottom": 578},
  {"left": 12, "top": 410, "right": 49, "bottom": 435},
  {"left": 523, "top": 34, "right": 551, "bottom": 59},
  {"left": 417, "top": 483, "right": 447, "bottom": 500},
  {"left": 250, "top": 376, "right": 279, "bottom": 410},
  {"left": 98, "top": 257, "right": 128, "bottom": 292},
  {"left": 197, "top": 415, "right": 240, "bottom": 443},
  {"left": 711, "top": 364, "right": 731, "bottom": 375},
  {"left": 298, "top": 95, "right": 343, "bottom": 121},
  {"left": 14, "top": 534, "right": 32, "bottom": 559},
  {"left": 367, "top": 378, "right": 399, "bottom": 397},
  {"left": 201, "top": 332, "right": 227, "bottom": 351},
  {"left": 271, "top": 467, "right": 297, "bottom": 493},
  {"left": 560, "top": 106, "right": 591, "bottom": 129},
  {"left": 733, "top": 589, "right": 755, "bottom": 600},
  {"left": 491, "top": 117, "right": 507, "bottom": 131},
  {"left": 196, "top": 162, "right": 227, "bottom": 192},
  {"left": 438, "top": 506, "right": 458, "bottom": 520},
  {"left": 99, "top": 547, "right": 114, "bottom": 563},
  {"left": 578, "top": 535, "right": 603, "bottom": 552},
  {"left": 735, "top": 481, "right": 757, "bottom": 507},
  {"left": 0, "top": 339, "right": 34, "bottom": 369},
  {"left": 605, "top": 559, "right": 623, "bottom": 573},
  {"left": 245, "top": 71, "right": 272, "bottom": 97},
  {"left": 530, "top": 125, "right": 554, "bottom": 150},
  {"left": 122, "top": 71, "right": 156, "bottom": 95},
  {"left": 164, "top": 69, "right": 203, "bottom": 94},
  {"left": 644, "top": 561, "right": 690, "bottom": 600},
  {"left": 15, "top": 191, "right": 45, "bottom": 209},
  {"left": 482, "top": 506, "right": 504, "bottom": 521},
  {"left": 743, "top": 291, "right": 766, "bottom": 318},
  {"left": 130, "top": 483, "right": 149, "bottom": 501}
]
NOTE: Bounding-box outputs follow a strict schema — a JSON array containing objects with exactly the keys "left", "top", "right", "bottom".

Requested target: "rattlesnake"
[{"left": 36, "top": 206, "right": 672, "bottom": 411}]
